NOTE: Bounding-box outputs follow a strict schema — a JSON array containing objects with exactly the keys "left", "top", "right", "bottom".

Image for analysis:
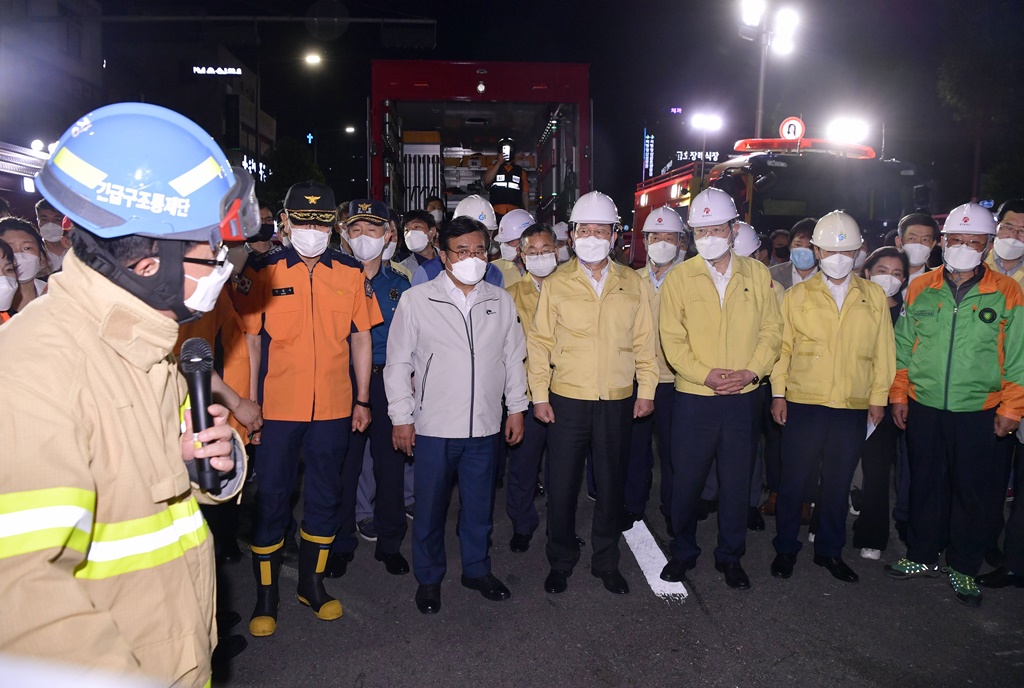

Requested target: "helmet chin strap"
[{"left": 74, "top": 230, "right": 196, "bottom": 323}]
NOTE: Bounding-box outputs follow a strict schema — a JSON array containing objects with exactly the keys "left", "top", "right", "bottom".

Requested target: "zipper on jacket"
[
  {"left": 419, "top": 354, "right": 433, "bottom": 410},
  {"left": 427, "top": 296, "right": 494, "bottom": 438},
  {"left": 309, "top": 267, "right": 316, "bottom": 420},
  {"left": 942, "top": 280, "right": 969, "bottom": 410}
]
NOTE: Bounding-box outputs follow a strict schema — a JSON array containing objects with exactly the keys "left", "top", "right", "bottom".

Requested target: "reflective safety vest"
[{"left": 490, "top": 163, "right": 527, "bottom": 207}]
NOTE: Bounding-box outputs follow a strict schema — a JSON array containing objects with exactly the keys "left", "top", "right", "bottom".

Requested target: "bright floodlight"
[
  {"left": 827, "top": 118, "right": 870, "bottom": 144},
  {"left": 772, "top": 8, "right": 799, "bottom": 54},
  {"left": 47, "top": 141, "right": 58, "bottom": 154},
  {"left": 476, "top": 80, "right": 486, "bottom": 94},
  {"left": 304, "top": 53, "right": 322, "bottom": 65},
  {"left": 344, "top": 126, "right": 356, "bottom": 134},
  {"left": 741, "top": 0, "right": 766, "bottom": 27},
  {"left": 30, "top": 139, "right": 44, "bottom": 151},
  {"left": 692, "top": 114, "right": 723, "bottom": 132}
]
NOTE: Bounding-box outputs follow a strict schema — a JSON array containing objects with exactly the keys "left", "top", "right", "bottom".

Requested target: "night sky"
[{"left": 99, "top": 0, "right": 1020, "bottom": 216}]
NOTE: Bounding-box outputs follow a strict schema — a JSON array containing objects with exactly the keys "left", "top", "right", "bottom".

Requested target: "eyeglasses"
[
  {"left": 183, "top": 244, "right": 229, "bottom": 268},
  {"left": 523, "top": 249, "right": 555, "bottom": 257},
  {"left": 944, "top": 236, "right": 989, "bottom": 250},
  {"left": 574, "top": 226, "right": 612, "bottom": 239},
  {"left": 997, "top": 222, "right": 1024, "bottom": 239},
  {"left": 692, "top": 224, "right": 732, "bottom": 238},
  {"left": 447, "top": 247, "right": 488, "bottom": 260}
]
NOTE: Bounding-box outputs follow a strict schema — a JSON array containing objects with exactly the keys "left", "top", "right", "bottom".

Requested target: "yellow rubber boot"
[
  {"left": 296, "top": 531, "right": 343, "bottom": 620},
  {"left": 249, "top": 540, "right": 283, "bottom": 637}
]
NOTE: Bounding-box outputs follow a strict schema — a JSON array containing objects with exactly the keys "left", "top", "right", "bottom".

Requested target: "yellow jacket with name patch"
[
  {"left": 771, "top": 273, "right": 895, "bottom": 408},
  {"left": 659, "top": 252, "right": 782, "bottom": 396},
  {"left": 527, "top": 258, "right": 658, "bottom": 402}
]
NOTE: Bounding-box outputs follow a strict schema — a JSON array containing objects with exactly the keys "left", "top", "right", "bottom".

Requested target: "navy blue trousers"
[
  {"left": 669, "top": 391, "right": 758, "bottom": 564},
  {"left": 624, "top": 382, "right": 675, "bottom": 516},
  {"left": 334, "top": 371, "right": 408, "bottom": 555},
  {"left": 412, "top": 434, "right": 499, "bottom": 585},
  {"left": 251, "top": 417, "right": 351, "bottom": 547},
  {"left": 904, "top": 399, "right": 1014, "bottom": 575},
  {"left": 505, "top": 403, "right": 547, "bottom": 536},
  {"left": 773, "top": 403, "right": 866, "bottom": 558}
]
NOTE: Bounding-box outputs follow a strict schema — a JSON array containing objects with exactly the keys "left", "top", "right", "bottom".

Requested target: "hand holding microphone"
[{"left": 180, "top": 338, "right": 233, "bottom": 493}]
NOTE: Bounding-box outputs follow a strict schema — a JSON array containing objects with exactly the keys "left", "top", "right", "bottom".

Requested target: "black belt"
[{"left": 371, "top": 364, "right": 385, "bottom": 375}]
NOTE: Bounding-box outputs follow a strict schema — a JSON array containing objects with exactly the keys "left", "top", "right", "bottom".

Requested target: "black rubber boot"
[
  {"left": 296, "top": 531, "right": 343, "bottom": 620},
  {"left": 249, "top": 540, "right": 283, "bottom": 637}
]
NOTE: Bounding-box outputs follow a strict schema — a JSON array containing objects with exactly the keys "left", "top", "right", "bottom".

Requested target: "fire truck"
[
  {"left": 629, "top": 136, "right": 925, "bottom": 267},
  {"left": 369, "top": 60, "right": 592, "bottom": 222}
]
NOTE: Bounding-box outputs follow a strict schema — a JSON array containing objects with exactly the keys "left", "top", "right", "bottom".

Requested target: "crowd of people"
[{"left": 1, "top": 103, "right": 1023, "bottom": 687}]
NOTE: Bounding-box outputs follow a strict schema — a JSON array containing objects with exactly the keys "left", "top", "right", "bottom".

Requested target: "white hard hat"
[
  {"left": 733, "top": 221, "right": 760, "bottom": 257},
  {"left": 942, "top": 202, "right": 996, "bottom": 235},
  {"left": 811, "top": 210, "right": 863, "bottom": 251},
  {"left": 553, "top": 221, "right": 569, "bottom": 241},
  {"left": 569, "top": 191, "right": 620, "bottom": 226},
  {"left": 687, "top": 188, "right": 739, "bottom": 228},
  {"left": 642, "top": 206, "right": 686, "bottom": 234},
  {"left": 495, "top": 208, "right": 535, "bottom": 242},
  {"left": 454, "top": 194, "right": 498, "bottom": 231}
]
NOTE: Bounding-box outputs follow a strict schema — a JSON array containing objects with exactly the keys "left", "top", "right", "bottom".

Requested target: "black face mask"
[
  {"left": 775, "top": 246, "right": 790, "bottom": 261},
  {"left": 252, "top": 222, "right": 275, "bottom": 243}
]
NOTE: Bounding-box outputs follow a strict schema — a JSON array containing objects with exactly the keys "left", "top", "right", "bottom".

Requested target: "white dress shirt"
[
  {"left": 705, "top": 253, "right": 733, "bottom": 306},
  {"left": 792, "top": 265, "right": 818, "bottom": 286},
  {"left": 581, "top": 260, "right": 610, "bottom": 296},
  {"left": 442, "top": 272, "right": 480, "bottom": 320},
  {"left": 821, "top": 271, "right": 852, "bottom": 311}
]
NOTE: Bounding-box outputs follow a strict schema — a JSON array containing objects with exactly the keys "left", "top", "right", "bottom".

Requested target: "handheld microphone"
[{"left": 180, "top": 337, "right": 221, "bottom": 494}]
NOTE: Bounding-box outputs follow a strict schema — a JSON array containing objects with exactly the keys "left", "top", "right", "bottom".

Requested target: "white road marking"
[{"left": 623, "top": 520, "right": 688, "bottom": 600}]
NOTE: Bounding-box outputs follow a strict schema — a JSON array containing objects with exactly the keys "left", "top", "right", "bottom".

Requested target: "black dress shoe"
[
  {"left": 575, "top": 534, "right": 586, "bottom": 548},
  {"left": 510, "top": 533, "right": 532, "bottom": 553},
  {"left": 324, "top": 551, "right": 354, "bottom": 579},
  {"left": 985, "top": 546, "right": 1005, "bottom": 569},
  {"left": 814, "top": 555, "right": 859, "bottom": 583},
  {"left": 976, "top": 566, "right": 1024, "bottom": 588},
  {"left": 660, "top": 558, "right": 695, "bottom": 583},
  {"left": 696, "top": 499, "right": 718, "bottom": 522},
  {"left": 715, "top": 561, "right": 751, "bottom": 590},
  {"left": 771, "top": 553, "right": 796, "bottom": 578},
  {"left": 592, "top": 569, "right": 630, "bottom": 594},
  {"left": 415, "top": 584, "right": 441, "bottom": 614},
  {"left": 747, "top": 506, "right": 765, "bottom": 532},
  {"left": 620, "top": 510, "right": 643, "bottom": 532},
  {"left": 375, "top": 550, "right": 410, "bottom": 575},
  {"left": 461, "top": 573, "right": 511, "bottom": 601},
  {"left": 212, "top": 634, "right": 247, "bottom": 664},
  {"left": 544, "top": 569, "right": 571, "bottom": 594}
]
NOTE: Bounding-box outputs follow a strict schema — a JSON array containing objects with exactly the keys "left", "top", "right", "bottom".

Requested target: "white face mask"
[
  {"left": 499, "top": 243, "right": 519, "bottom": 262},
  {"left": 853, "top": 248, "right": 868, "bottom": 271},
  {"left": 289, "top": 227, "right": 331, "bottom": 258},
  {"left": 349, "top": 234, "right": 386, "bottom": 262},
  {"left": 819, "top": 253, "right": 855, "bottom": 280},
  {"left": 573, "top": 236, "right": 611, "bottom": 264},
  {"left": 694, "top": 235, "right": 730, "bottom": 261},
  {"left": 944, "top": 244, "right": 985, "bottom": 273},
  {"left": 183, "top": 256, "right": 233, "bottom": 313},
  {"left": 405, "top": 229, "right": 430, "bottom": 253},
  {"left": 39, "top": 222, "right": 64, "bottom": 243},
  {"left": 902, "top": 242, "right": 932, "bottom": 267},
  {"left": 647, "top": 240, "right": 679, "bottom": 266},
  {"left": 870, "top": 273, "right": 902, "bottom": 297},
  {"left": 0, "top": 275, "right": 16, "bottom": 311},
  {"left": 525, "top": 253, "right": 557, "bottom": 277},
  {"left": 448, "top": 256, "right": 487, "bottom": 285},
  {"left": 382, "top": 240, "right": 397, "bottom": 262},
  {"left": 14, "top": 252, "right": 40, "bottom": 283},
  {"left": 429, "top": 209, "right": 445, "bottom": 226},
  {"left": 556, "top": 245, "right": 571, "bottom": 263},
  {"left": 994, "top": 237, "right": 1024, "bottom": 262}
]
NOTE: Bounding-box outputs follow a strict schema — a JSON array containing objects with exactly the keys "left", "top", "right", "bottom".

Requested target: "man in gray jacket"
[{"left": 385, "top": 216, "right": 528, "bottom": 614}]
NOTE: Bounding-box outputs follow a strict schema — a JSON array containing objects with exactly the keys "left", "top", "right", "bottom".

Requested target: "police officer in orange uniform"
[{"left": 235, "top": 181, "right": 382, "bottom": 637}]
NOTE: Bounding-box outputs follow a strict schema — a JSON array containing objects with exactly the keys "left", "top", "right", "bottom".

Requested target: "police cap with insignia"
[
  {"left": 284, "top": 180, "right": 337, "bottom": 226},
  {"left": 346, "top": 199, "right": 389, "bottom": 227}
]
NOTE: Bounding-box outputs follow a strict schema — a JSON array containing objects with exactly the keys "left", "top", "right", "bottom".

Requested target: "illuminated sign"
[
  {"left": 241, "top": 154, "right": 271, "bottom": 183},
  {"left": 676, "top": 150, "right": 720, "bottom": 163},
  {"left": 193, "top": 66, "right": 242, "bottom": 76},
  {"left": 669, "top": 107, "right": 683, "bottom": 114},
  {"left": 644, "top": 134, "right": 655, "bottom": 178}
]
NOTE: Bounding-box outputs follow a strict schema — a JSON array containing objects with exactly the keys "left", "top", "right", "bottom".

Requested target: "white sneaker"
[{"left": 860, "top": 548, "right": 881, "bottom": 560}]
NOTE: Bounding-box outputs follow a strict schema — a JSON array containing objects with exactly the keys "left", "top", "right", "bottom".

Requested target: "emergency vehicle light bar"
[{"left": 733, "top": 138, "right": 876, "bottom": 160}]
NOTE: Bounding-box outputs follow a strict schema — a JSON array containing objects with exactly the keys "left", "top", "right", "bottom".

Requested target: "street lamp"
[
  {"left": 692, "top": 114, "right": 723, "bottom": 190},
  {"left": 344, "top": 126, "right": 356, "bottom": 134},
  {"left": 304, "top": 52, "right": 322, "bottom": 65},
  {"left": 826, "top": 117, "right": 869, "bottom": 144},
  {"left": 738, "top": 1, "right": 799, "bottom": 138}
]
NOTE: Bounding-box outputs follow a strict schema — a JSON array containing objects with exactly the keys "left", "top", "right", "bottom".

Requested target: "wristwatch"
[{"left": 750, "top": 374, "right": 760, "bottom": 385}]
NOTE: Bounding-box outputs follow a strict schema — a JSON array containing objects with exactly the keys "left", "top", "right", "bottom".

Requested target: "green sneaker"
[
  {"left": 884, "top": 558, "right": 942, "bottom": 580},
  {"left": 947, "top": 568, "right": 982, "bottom": 607}
]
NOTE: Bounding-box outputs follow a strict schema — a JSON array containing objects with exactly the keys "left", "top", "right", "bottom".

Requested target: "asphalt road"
[{"left": 215, "top": 482, "right": 1024, "bottom": 688}]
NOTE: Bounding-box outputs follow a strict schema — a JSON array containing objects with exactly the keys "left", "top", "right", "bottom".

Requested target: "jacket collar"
[
  {"left": 426, "top": 269, "right": 499, "bottom": 305},
  {"left": 283, "top": 245, "right": 338, "bottom": 269},
  {"left": 921, "top": 262, "right": 997, "bottom": 295},
  {"left": 569, "top": 257, "right": 626, "bottom": 293},
  {"left": 48, "top": 251, "right": 180, "bottom": 371}
]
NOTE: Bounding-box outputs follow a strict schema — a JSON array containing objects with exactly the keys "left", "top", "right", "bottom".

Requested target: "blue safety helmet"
[{"left": 36, "top": 102, "right": 260, "bottom": 244}]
